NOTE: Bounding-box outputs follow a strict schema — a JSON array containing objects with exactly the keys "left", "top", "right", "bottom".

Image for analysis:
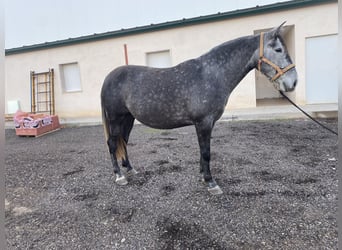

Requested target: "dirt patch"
[{"left": 5, "top": 119, "right": 337, "bottom": 249}]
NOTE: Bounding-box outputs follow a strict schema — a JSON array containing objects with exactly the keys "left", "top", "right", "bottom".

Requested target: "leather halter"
[{"left": 258, "top": 32, "right": 295, "bottom": 81}]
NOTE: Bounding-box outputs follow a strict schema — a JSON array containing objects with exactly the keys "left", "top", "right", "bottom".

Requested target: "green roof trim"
[{"left": 5, "top": 0, "right": 337, "bottom": 55}]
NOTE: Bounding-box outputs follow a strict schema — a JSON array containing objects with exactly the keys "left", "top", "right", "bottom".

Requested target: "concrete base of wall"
[
  {"left": 5, "top": 104, "right": 338, "bottom": 129},
  {"left": 221, "top": 103, "right": 338, "bottom": 121}
]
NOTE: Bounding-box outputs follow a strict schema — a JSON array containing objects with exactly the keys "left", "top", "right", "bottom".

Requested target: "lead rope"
[{"left": 279, "top": 91, "right": 338, "bottom": 136}]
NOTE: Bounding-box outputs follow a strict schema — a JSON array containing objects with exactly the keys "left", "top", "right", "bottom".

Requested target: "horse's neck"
[{"left": 201, "top": 35, "right": 259, "bottom": 92}]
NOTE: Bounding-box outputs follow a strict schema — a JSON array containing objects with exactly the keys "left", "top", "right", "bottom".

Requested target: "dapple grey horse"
[{"left": 101, "top": 23, "right": 297, "bottom": 195}]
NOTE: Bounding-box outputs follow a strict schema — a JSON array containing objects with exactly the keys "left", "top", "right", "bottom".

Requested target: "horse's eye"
[{"left": 275, "top": 48, "right": 282, "bottom": 53}]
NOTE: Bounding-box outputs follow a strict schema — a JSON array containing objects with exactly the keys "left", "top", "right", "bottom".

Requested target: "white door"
[{"left": 306, "top": 35, "right": 338, "bottom": 104}]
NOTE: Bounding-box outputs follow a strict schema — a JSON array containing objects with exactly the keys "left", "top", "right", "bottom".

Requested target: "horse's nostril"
[{"left": 294, "top": 80, "right": 297, "bottom": 88}]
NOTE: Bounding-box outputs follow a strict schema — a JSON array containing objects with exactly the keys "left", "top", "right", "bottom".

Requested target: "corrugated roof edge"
[{"left": 5, "top": 0, "right": 337, "bottom": 55}]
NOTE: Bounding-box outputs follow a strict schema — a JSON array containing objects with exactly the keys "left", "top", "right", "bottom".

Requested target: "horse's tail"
[
  {"left": 101, "top": 102, "right": 126, "bottom": 161},
  {"left": 115, "top": 137, "right": 127, "bottom": 161}
]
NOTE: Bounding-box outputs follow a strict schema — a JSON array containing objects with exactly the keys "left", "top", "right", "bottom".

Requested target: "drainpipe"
[{"left": 124, "top": 44, "right": 129, "bottom": 65}]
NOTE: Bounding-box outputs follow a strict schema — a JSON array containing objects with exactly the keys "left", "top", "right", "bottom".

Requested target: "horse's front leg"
[{"left": 195, "top": 121, "right": 223, "bottom": 195}]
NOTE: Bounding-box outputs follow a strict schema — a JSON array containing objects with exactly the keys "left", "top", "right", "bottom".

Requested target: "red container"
[{"left": 14, "top": 112, "right": 60, "bottom": 137}]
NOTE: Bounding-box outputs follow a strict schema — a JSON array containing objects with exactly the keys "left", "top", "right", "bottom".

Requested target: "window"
[
  {"left": 60, "top": 62, "right": 82, "bottom": 92},
  {"left": 146, "top": 50, "right": 172, "bottom": 68}
]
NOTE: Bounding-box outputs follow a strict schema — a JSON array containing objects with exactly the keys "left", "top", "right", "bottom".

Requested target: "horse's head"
[{"left": 257, "top": 22, "right": 298, "bottom": 92}]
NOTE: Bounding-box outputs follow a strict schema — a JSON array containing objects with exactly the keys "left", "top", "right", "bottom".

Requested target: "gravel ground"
[{"left": 5, "top": 119, "right": 337, "bottom": 249}]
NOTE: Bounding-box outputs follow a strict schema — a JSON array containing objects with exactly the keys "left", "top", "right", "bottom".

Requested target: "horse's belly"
[
  {"left": 129, "top": 103, "right": 193, "bottom": 129},
  {"left": 134, "top": 112, "right": 193, "bottom": 129}
]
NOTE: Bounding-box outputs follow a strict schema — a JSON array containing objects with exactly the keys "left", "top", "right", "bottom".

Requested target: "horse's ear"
[
  {"left": 269, "top": 21, "right": 286, "bottom": 39},
  {"left": 276, "top": 21, "right": 286, "bottom": 36}
]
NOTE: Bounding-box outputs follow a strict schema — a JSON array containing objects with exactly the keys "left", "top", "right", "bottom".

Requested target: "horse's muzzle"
[{"left": 286, "top": 79, "right": 297, "bottom": 92}]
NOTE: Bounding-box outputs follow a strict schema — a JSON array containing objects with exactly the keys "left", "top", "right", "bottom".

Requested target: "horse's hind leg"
[
  {"left": 121, "top": 114, "right": 138, "bottom": 175},
  {"left": 107, "top": 121, "right": 128, "bottom": 185}
]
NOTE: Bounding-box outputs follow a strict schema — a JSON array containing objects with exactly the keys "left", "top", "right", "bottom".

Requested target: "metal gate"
[{"left": 30, "top": 69, "right": 55, "bottom": 114}]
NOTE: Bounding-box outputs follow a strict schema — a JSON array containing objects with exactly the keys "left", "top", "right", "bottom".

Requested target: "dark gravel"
[{"left": 5, "top": 119, "right": 338, "bottom": 249}]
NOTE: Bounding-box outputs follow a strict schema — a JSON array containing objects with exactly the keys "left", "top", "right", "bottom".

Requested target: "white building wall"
[{"left": 5, "top": 2, "right": 338, "bottom": 119}]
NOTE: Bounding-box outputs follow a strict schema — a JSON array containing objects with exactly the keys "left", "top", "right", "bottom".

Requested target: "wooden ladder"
[{"left": 30, "top": 69, "right": 55, "bottom": 115}]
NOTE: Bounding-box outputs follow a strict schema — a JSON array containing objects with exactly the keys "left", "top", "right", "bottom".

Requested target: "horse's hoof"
[
  {"left": 116, "top": 175, "right": 128, "bottom": 185},
  {"left": 127, "top": 168, "right": 139, "bottom": 176},
  {"left": 208, "top": 185, "right": 223, "bottom": 195},
  {"left": 207, "top": 180, "right": 223, "bottom": 195}
]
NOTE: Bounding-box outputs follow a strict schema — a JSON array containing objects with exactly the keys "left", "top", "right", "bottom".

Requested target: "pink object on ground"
[{"left": 14, "top": 111, "right": 60, "bottom": 137}]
